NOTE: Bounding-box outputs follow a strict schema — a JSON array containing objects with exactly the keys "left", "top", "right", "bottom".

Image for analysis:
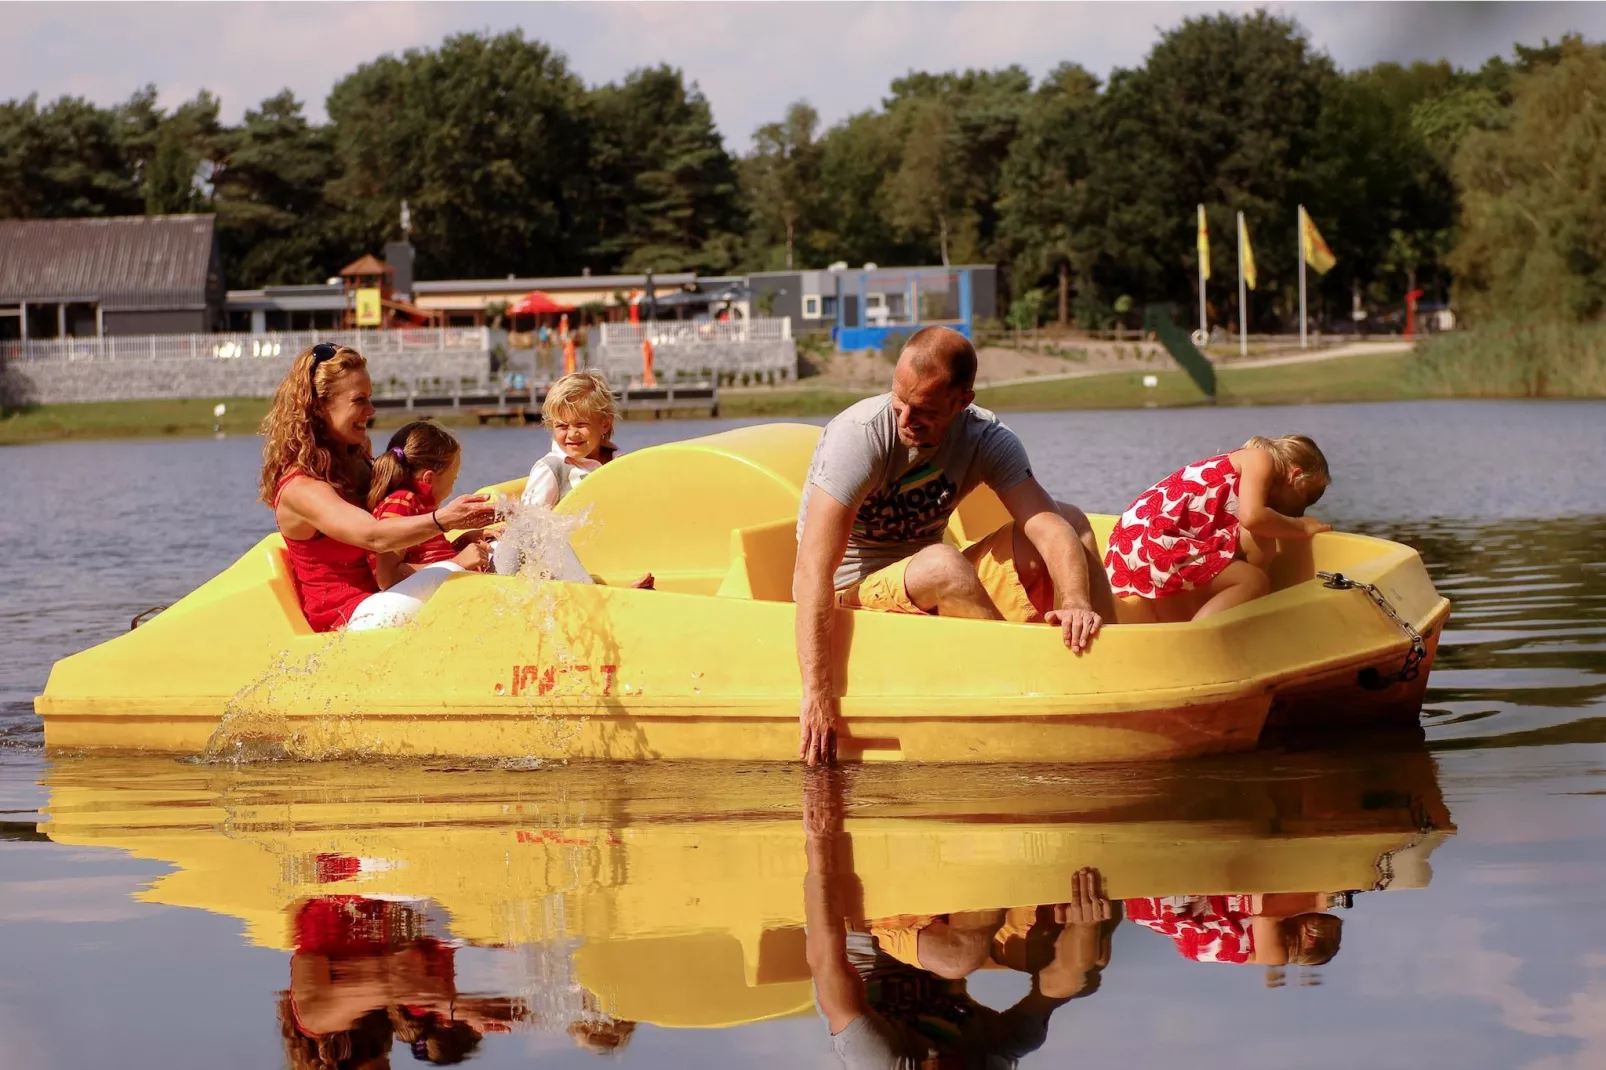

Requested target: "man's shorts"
[{"left": 835, "top": 522, "right": 1051, "bottom": 623}]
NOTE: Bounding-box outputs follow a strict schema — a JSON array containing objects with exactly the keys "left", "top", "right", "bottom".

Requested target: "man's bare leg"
[
  {"left": 902, "top": 543, "right": 1004, "bottom": 619},
  {"left": 1010, "top": 502, "right": 1118, "bottom": 622}
]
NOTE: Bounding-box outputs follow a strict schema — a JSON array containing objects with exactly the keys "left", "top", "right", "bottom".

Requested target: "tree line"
[{"left": 1, "top": 13, "right": 1600, "bottom": 328}]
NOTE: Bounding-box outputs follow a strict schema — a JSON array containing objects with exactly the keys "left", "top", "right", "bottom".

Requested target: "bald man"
[{"left": 793, "top": 326, "right": 1115, "bottom": 764}]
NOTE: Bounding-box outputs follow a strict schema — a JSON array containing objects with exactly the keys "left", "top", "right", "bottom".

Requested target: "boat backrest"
[
  {"left": 717, "top": 517, "right": 799, "bottom": 601},
  {"left": 548, "top": 423, "right": 821, "bottom": 593}
]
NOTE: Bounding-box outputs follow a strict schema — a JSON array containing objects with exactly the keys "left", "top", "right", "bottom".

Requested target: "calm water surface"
[{"left": 1, "top": 400, "right": 1604, "bottom": 1069}]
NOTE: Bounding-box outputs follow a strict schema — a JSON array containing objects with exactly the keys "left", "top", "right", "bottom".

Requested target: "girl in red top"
[
  {"left": 1104, "top": 434, "right": 1332, "bottom": 622},
  {"left": 367, "top": 420, "right": 490, "bottom": 590},
  {"left": 259, "top": 343, "right": 498, "bottom": 632}
]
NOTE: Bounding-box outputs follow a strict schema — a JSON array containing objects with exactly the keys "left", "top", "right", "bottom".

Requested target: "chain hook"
[{"left": 1317, "top": 571, "right": 1428, "bottom": 685}]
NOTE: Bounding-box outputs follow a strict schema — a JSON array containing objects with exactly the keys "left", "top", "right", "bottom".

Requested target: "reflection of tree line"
[
  {"left": 803, "top": 770, "right": 1346, "bottom": 1067},
  {"left": 277, "top": 896, "right": 633, "bottom": 1069}
]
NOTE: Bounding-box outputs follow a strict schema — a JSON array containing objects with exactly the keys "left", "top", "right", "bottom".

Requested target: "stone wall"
[{"left": 2, "top": 349, "right": 492, "bottom": 406}]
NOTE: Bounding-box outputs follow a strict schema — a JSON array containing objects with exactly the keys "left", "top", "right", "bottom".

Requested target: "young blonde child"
[
  {"left": 367, "top": 420, "right": 489, "bottom": 590},
  {"left": 1104, "top": 434, "right": 1331, "bottom": 621},
  {"left": 496, "top": 370, "right": 652, "bottom": 588},
  {"left": 520, "top": 370, "right": 620, "bottom": 508}
]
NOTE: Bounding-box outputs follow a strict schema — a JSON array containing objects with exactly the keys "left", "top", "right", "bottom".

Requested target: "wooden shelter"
[{"left": 337, "top": 254, "right": 443, "bottom": 329}]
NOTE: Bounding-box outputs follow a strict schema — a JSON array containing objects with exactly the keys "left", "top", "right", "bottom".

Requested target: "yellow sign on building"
[{"left": 355, "top": 287, "right": 383, "bottom": 327}]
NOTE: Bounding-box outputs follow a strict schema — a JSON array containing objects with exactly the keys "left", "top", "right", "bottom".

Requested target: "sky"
[{"left": 5, "top": 1, "right": 1606, "bottom": 149}]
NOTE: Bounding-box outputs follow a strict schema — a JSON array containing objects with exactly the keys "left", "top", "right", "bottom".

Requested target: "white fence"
[
  {"left": 598, "top": 317, "right": 791, "bottom": 347},
  {"left": 2, "top": 327, "right": 490, "bottom": 363}
]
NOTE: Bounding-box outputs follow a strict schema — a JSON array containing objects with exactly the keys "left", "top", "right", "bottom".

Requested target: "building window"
[
  {"left": 821, "top": 295, "right": 838, "bottom": 317},
  {"left": 802, "top": 295, "right": 821, "bottom": 319}
]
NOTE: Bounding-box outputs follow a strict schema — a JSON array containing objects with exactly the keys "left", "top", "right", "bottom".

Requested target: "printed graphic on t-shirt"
[{"left": 854, "top": 463, "right": 959, "bottom": 546}]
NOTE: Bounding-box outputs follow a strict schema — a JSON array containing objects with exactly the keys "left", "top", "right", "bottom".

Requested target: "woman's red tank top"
[{"left": 274, "top": 473, "right": 377, "bottom": 632}]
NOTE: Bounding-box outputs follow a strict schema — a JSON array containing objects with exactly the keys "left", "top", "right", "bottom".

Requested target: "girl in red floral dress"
[{"left": 1104, "top": 434, "right": 1331, "bottom": 621}]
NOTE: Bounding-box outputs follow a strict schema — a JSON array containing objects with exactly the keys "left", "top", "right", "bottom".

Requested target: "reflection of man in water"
[{"left": 803, "top": 771, "right": 1115, "bottom": 1067}]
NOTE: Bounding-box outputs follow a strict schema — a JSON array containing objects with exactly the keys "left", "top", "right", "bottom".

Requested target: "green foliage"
[
  {"left": 326, "top": 31, "right": 593, "bottom": 281},
  {"left": 878, "top": 329, "right": 910, "bottom": 363},
  {"left": 1446, "top": 39, "right": 1606, "bottom": 323},
  {"left": 1, "top": 16, "right": 1602, "bottom": 331},
  {"left": 744, "top": 101, "right": 821, "bottom": 269},
  {"left": 1006, "top": 288, "right": 1047, "bottom": 330},
  {"left": 0, "top": 94, "right": 140, "bottom": 218},
  {"left": 211, "top": 90, "right": 340, "bottom": 288},
  {"left": 1411, "top": 322, "right": 1606, "bottom": 396},
  {"left": 588, "top": 64, "right": 742, "bottom": 273}
]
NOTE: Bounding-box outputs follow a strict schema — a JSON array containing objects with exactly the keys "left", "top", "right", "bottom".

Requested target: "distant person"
[
  {"left": 367, "top": 420, "right": 492, "bottom": 589},
  {"left": 793, "top": 326, "right": 1114, "bottom": 764},
  {"left": 259, "top": 343, "right": 496, "bottom": 632},
  {"left": 1104, "top": 434, "right": 1331, "bottom": 622}
]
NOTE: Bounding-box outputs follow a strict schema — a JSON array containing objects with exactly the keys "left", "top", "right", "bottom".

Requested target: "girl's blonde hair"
[
  {"left": 1244, "top": 433, "right": 1330, "bottom": 488},
  {"left": 259, "top": 345, "right": 370, "bottom": 506},
  {"left": 542, "top": 369, "right": 618, "bottom": 428},
  {"left": 367, "top": 420, "right": 461, "bottom": 510}
]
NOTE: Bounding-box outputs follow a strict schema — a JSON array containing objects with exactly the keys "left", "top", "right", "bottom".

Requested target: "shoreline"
[{"left": 2, "top": 349, "right": 1600, "bottom": 446}]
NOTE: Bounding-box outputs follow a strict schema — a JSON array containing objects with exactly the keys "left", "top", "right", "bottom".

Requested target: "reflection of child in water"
[
  {"left": 1123, "top": 892, "right": 1344, "bottom": 975},
  {"left": 277, "top": 896, "right": 526, "bottom": 1069}
]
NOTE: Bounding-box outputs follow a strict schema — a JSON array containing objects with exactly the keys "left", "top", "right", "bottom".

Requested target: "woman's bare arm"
[{"left": 279, "top": 478, "right": 494, "bottom": 553}]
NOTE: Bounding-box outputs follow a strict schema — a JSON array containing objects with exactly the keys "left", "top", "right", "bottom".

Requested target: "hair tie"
[{"left": 390, "top": 446, "right": 406, "bottom": 459}]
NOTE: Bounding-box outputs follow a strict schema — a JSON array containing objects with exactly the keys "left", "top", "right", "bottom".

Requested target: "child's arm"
[{"left": 1235, "top": 449, "right": 1331, "bottom": 540}]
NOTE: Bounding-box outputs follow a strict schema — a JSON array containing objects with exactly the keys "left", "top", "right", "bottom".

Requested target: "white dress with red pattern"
[
  {"left": 1123, "top": 895, "right": 1256, "bottom": 964},
  {"left": 1104, "top": 454, "right": 1241, "bottom": 599}
]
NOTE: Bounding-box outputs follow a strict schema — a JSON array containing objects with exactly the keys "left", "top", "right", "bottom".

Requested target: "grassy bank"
[
  {"left": 1409, "top": 322, "right": 1606, "bottom": 397},
  {"left": 0, "top": 347, "right": 1536, "bottom": 446}
]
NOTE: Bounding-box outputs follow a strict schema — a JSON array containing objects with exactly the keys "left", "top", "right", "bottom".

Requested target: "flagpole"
[
  {"left": 1197, "top": 204, "right": 1208, "bottom": 339},
  {"left": 1298, "top": 205, "right": 1308, "bottom": 350},
  {"left": 1237, "top": 211, "right": 1248, "bottom": 359}
]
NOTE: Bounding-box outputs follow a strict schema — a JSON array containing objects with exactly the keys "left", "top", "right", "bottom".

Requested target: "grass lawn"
[{"left": 1, "top": 352, "right": 1423, "bottom": 446}]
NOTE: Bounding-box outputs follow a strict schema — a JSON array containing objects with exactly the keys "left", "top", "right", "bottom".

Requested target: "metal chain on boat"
[{"left": 1317, "top": 571, "right": 1428, "bottom": 684}]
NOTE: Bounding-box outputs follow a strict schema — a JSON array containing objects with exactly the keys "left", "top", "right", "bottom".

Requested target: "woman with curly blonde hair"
[{"left": 260, "top": 343, "right": 497, "bottom": 632}]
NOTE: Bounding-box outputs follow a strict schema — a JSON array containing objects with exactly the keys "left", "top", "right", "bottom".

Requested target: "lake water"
[{"left": 1, "top": 400, "right": 1604, "bottom": 1070}]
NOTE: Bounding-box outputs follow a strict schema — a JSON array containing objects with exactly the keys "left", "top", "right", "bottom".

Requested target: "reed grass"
[{"left": 1410, "top": 322, "right": 1606, "bottom": 397}]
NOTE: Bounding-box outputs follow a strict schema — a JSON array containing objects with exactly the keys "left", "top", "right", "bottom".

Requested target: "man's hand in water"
[
  {"left": 1044, "top": 601, "right": 1102, "bottom": 654},
  {"left": 799, "top": 691, "right": 839, "bottom": 766}
]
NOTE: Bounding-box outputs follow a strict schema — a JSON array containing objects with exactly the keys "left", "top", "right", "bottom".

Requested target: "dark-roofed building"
[{"left": 0, "top": 214, "right": 224, "bottom": 341}]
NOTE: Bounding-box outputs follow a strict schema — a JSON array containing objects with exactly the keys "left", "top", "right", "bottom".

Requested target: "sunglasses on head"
[{"left": 309, "top": 343, "right": 339, "bottom": 388}]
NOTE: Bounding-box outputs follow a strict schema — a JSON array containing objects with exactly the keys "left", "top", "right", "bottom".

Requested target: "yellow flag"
[
  {"left": 1238, "top": 213, "right": 1257, "bottom": 291},
  {"left": 1196, "top": 204, "right": 1211, "bottom": 281},
  {"left": 1299, "top": 205, "right": 1337, "bottom": 275}
]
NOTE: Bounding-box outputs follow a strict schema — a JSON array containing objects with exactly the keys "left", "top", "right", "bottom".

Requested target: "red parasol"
[{"left": 507, "top": 290, "right": 573, "bottom": 316}]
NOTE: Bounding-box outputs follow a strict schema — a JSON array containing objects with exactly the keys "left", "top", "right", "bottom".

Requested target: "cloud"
[{"left": 3, "top": 2, "right": 1605, "bottom": 147}]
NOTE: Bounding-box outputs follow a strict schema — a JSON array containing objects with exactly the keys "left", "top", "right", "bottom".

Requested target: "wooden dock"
[{"left": 371, "top": 381, "right": 719, "bottom": 423}]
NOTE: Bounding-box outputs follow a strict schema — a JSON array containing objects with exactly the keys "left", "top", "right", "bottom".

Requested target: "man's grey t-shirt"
[{"left": 797, "top": 394, "right": 1034, "bottom": 589}]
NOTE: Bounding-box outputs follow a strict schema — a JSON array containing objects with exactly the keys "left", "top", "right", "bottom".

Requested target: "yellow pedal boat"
[
  {"left": 34, "top": 423, "right": 1450, "bottom": 762},
  {"left": 33, "top": 748, "right": 1453, "bottom": 1030}
]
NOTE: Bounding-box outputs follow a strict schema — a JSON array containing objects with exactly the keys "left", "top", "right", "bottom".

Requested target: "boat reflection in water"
[{"left": 36, "top": 743, "right": 1453, "bottom": 1064}]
